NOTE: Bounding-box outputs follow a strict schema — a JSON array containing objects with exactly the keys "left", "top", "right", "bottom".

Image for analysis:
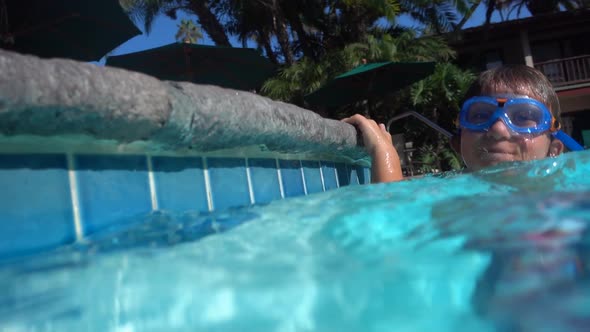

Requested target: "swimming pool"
[
  {"left": 2, "top": 50, "right": 590, "bottom": 332},
  {"left": 1, "top": 150, "right": 589, "bottom": 331}
]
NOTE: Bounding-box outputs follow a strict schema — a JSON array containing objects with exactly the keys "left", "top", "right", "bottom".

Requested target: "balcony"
[{"left": 535, "top": 55, "right": 590, "bottom": 87}]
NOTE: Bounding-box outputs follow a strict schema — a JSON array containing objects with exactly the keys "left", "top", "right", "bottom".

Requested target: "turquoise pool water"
[{"left": 1, "top": 151, "right": 590, "bottom": 331}]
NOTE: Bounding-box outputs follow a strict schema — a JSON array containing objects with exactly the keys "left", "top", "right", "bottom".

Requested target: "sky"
[{"left": 101, "top": 3, "right": 531, "bottom": 63}]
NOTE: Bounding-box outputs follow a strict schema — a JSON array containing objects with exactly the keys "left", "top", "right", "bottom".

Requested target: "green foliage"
[
  {"left": 444, "top": 146, "right": 463, "bottom": 170},
  {"left": 262, "top": 30, "right": 457, "bottom": 105},
  {"left": 417, "top": 142, "right": 462, "bottom": 173},
  {"left": 410, "top": 63, "right": 475, "bottom": 113},
  {"left": 123, "top": 0, "right": 474, "bottom": 63},
  {"left": 343, "top": 0, "right": 402, "bottom": 21},
  {"left": 263, "top": 58, "right": 328, "bottom": 103},
  {"left": 260, "top": 28, "right": 475, "bottom": 173},
  {"left": 400, "top": 0, "right": 473, "bottom": 34},
  {"left": 399, "top": 63, "right": 475, "bottom": 172}
]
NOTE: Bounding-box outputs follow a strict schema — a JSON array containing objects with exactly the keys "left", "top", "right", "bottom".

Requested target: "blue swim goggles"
[{"left": 459, "top": 96, "right": 584, "bottom": 151}]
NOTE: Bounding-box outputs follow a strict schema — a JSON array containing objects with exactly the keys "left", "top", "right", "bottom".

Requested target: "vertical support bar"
[
  {"left": 275, "top": 158, "right": 285, "bottom": 199},
  {"left": 520, "top": 29, "right": 534, "bottom": 67},
  {"left": 66, "top": 153, "right": 84, "bottom": 241},
  {"left": 299, "top": 160, "right": 308, "bottom": 195},
  {"left": 318, "top": 161, "right": 326, "bottom": 192},
  {"left": 146, "top": 155, "right": 159, "bottom": 211},
  {"left": 245, "top": 158, "right": 255, "bottom": 204},
  {"left": 202, "top": 157, "right": 214, "bottom": 212}
]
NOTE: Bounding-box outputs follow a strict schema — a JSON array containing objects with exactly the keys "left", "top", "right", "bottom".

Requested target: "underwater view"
[{"left": 1, "top": 150, "right": 590, "bottom": 332}]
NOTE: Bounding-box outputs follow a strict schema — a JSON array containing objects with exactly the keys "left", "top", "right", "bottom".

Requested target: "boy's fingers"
[
  {"left": 342, "top": 115, "right": 385, "bottom": 136},
  {"left": 341, "top": 114, "right": 361, "bottom": 124},
  {"left": 342, "top": 114, "right": 369, "bottom": 127}
]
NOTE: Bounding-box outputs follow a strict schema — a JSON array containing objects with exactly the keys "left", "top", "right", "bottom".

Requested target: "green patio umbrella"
[
  {"left": 0, "top": 0, "right": 141, "bottom": 62},
  {"left": 305, "top": 61, "right": 436, "bottom": 107},
  {"left": 105, "top": 43, "right": 277, "bottom": 91}
]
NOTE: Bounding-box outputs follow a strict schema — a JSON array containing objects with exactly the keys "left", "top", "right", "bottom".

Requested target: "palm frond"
[
  {"left": 121, "top": 0, "right": 180, "bottom": 34},
  {"left": 442, "top": 148, "right": 462, "bottom": 170}
]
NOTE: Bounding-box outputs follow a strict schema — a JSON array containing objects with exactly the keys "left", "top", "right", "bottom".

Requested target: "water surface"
[{"left": 1, "top": 151, "right": 590, "bottom": 332}]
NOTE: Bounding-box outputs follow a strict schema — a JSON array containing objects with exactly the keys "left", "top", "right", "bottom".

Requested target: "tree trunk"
[
  {"left": 485, "top": 0, "right": 497, "bottom": 25},
  {"left": 257, "top": 29, "right": 279, "bottom": 64},
  {"left": 455, "top": 0, "right": 482, "bottom": 32},
  {"left": 186, "top": 0, "right": 231, "bottom": 46},
  {"left": 271, "top": 0, "right": 294, "bottom": 64},
  {"left": 289, "top": 15, "right": 316, "bottom": 60}
]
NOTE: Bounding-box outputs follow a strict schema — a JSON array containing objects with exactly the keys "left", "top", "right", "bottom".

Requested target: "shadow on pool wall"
[{"left": 0, "top": 50, "right": 371, "bottom": 258}]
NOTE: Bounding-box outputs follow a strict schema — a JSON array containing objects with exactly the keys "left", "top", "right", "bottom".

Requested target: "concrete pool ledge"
[
  {"left": 0, "top": 49, "right": 368, "bottom": 163},
  {"left": 0, "top": 50, "right": 374, "bottom": 257}
]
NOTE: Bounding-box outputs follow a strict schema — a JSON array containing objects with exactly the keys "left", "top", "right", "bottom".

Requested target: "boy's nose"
[{"left": 486, "top": 119, "right": 512, "bottom": 139}]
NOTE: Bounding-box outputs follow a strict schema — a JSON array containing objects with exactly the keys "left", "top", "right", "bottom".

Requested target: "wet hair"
[{"left": 463, "top": 65, "right": 561, "bottom": 125}]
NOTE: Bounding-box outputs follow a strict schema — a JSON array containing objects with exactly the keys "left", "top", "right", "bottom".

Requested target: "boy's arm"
[
  {"left": 371, "top": 144, "right": 403, "bottom": 183},
  {"left": 342, "top": 114, "right": 403, "bottom": 183}
]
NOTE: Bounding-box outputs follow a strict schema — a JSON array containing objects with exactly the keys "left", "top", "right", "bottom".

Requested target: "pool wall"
[{"left": 0, "top": 50, "right": 371, "bottom": 258}]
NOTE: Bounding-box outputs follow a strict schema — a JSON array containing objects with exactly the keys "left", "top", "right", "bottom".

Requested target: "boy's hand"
[
  {"left": 342, "top": 114, "right": 403, "bottom": 183},
  {"left": 342, "top": 114, "right": 393, "bottom": 155}
]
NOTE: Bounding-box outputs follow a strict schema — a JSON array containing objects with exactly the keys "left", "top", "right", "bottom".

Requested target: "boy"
[
  {"left": 344, "top": 64, "right": 588, "bottom": 329},
  {"left": 343, "top": 65, "right": 583, "bottom": 182}
]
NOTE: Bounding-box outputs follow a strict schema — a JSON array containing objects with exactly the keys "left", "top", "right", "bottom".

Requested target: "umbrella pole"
[
  {"left": 366, "top": 94, "right": 377, "bottom": 120},
  {"left": 0, "top": 0, "right": 14, "bottom": 45},
  {"left": 366, "top": 70, "right": 378, "bottom": 119},
  {"left": 183, "top": 44, "right": 195, "bottom": 82}
]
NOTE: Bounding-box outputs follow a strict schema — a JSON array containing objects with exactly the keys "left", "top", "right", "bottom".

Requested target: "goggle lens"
[
  {"left": 465, "top": 102, "right": 495, "bottom": 125},
  {"left": 504, "top": 103, "right": 545, "bottom": 128}
]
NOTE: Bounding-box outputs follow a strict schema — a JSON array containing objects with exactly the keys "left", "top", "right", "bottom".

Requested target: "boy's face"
[{"left": 460, "top": 92, "right": 564, "bottom": 171}]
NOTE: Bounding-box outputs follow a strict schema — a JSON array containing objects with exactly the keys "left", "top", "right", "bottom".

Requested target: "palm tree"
[
  {"left": 481, "top": 0, "right": 587, "bottom": 26},
  {"left": 454, "top": 0, "right": 483, "bottom": 32},
  {"left": 121, "top": 0, "right": 231, "bottom": 46},
  {"left": 121, "top": 0, "right": 472, "bottom": 64},
  {"left": 278, "top": 0, "right": 324, "bottom": 60},
  {"left": 175, "top": 19, "right": 202, "bottom": 43},
  {"left": 400, "top": 0, "right": 474, "bottom": 34}
]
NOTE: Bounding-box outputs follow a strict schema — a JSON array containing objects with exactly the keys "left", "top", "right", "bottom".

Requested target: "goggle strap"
[{"left": 553, "top": 130, "right": 585, "bottom": 151}]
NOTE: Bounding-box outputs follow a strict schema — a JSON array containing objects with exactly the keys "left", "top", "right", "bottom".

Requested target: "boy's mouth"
[
  {"left": 478, "top": 146, "right": 518, "bottom": 162},
  {"left": 482, "top": 147, "right": 514, "bottom": 154}
]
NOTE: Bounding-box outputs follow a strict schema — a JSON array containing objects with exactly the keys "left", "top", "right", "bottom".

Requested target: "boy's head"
[{"left": 455, "top": 65, "right": 564, "bottom": 171}]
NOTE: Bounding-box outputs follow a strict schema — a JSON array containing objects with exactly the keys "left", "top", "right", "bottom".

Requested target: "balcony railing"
[{"left": 535, "top": 54, "right": 590, "bottom": 87}]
